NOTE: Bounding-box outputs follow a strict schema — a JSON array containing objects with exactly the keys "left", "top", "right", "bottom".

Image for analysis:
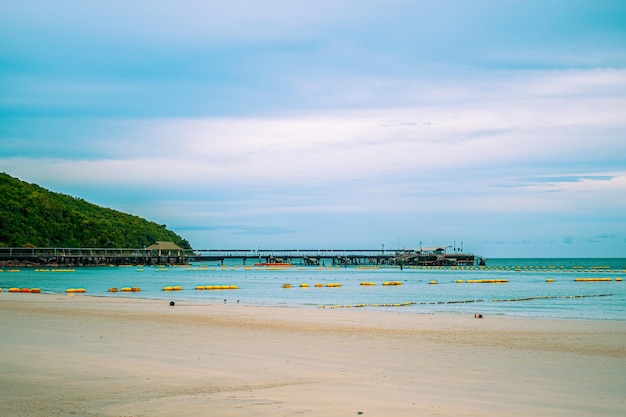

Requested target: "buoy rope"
[
  {"left": 493, "top": 293, "right": 612, "bottom": 302},
  {"left": 320, "top": 299, "right": 485, "bottom": 309}
]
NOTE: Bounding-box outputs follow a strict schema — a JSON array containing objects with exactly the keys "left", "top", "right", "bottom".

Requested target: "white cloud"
[{"left": 4, "top": 69, "right": 626, "bottom": 191}]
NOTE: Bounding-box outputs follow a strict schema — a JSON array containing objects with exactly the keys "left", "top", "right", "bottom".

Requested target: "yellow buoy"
[
  {"left": 300, "top": 283, "right": 309, "bottom": 288},
  {"left": 283, "top": 283, "right": 292, "bottom": 288},
  {"left": 429, "top": 280, "right": 437, "bottom": 285},
  {"left": 163, "top": 286, "right": 173, "bottom": 291},
  {"left": 546, "top": 279, "right": 554, "bottom": 283},
  {"left": 172, "top": 285, "right": 182, "bottom": 291},
  {"left": 109, "top": 288, "right": 119, "bottom": 292},
  {"left": 195, "top": 285, "right": 205, "bottom": 290}
]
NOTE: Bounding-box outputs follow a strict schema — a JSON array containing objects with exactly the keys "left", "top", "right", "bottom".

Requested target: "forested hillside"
[{"left": 0, "top": 173, "right": 191, "bottom": 249}]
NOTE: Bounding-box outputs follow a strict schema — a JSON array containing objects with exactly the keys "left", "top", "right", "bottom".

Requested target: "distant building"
[
  {"left": 394, "top": 245, "right": 484, "bottom": 266},
  {"left": 416, "top": 246, "right": 450, "bottom": 255},
  {"left": 146, "top": 241, "right": 183, "bottom": 256}
]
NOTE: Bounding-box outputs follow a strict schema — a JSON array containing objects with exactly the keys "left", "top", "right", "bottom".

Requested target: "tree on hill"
[{"left": 0, "top": 172, "right": 191, "bottom": 249}]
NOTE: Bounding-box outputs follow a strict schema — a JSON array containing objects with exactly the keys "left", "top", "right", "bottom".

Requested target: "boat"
[{"left": 253, "top": 262, "right": 294, "bottom": 267}]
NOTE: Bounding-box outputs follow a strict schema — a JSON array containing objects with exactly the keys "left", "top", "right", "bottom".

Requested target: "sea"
[{"left": 2, "top": 258, "right": 625, "bottom": 321}]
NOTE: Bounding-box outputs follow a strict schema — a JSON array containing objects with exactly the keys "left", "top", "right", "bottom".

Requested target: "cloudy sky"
[{"left": 2, "top": 0, "right": 626, "bottom": 257}]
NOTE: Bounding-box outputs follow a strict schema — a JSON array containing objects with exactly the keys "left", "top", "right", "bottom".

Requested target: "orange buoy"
[
  {"left": 109, "top": 288, "right": 119, "bottom": 292},
  {"left": 30, "top": 288, "right": 42, "bottom": 293}
]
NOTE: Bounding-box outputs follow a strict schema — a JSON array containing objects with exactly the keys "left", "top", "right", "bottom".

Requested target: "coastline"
[{"left": 1, "top": 293, "right": 625, "bottom": 416}]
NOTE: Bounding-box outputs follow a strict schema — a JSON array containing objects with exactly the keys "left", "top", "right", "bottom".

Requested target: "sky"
[{"left": 1, "top": 0, "right": 626, "bottom": 258}]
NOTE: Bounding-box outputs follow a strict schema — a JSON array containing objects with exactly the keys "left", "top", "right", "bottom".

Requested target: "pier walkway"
[
  {"left": 191, "top": 248, "right": 483, "bottom": 267},
  {"left": 0, "top": 247, "right": 189, "bottom": 266},
  {"left": 0, "top": 247, "right": 484, "bottom": 267},
  {"left": 191, "top": 249, "right": 394, "bottom": 266}
]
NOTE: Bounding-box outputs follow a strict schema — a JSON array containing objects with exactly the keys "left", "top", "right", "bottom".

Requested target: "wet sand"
[{"left": 1, "top": 293, "right": 625, "bottom": 416}]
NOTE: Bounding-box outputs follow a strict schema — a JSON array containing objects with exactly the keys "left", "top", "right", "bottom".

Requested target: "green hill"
[{"left": 0, "top": 172, "right": 191, "bottom": 249}]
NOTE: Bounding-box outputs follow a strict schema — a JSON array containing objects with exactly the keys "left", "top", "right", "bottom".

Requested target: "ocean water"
[{"left": 1, "top": 258, "right": 625, "bottom": 321}]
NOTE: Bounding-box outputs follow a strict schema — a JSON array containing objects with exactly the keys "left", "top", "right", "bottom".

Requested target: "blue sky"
[{"left": 2, "top": 0, "right": 626, "bottom": 257}]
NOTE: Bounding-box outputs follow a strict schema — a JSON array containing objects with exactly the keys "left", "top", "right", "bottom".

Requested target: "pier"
[
  {"left": 190, "top": 247, "right": 485, "bottom": 267},
  {"left": 0, "top": 247, "right": 190, "bottom": 267},
  {"left": 0, "top": 246, "right": 485, "bottom": 267}
]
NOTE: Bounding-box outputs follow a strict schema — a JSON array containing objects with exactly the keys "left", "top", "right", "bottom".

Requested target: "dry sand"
[{"left": 1, "top": 293, "right": 625, "bottom": 417}]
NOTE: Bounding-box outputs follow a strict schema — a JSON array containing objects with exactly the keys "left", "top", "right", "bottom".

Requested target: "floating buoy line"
[
  {"left": 574, "top": 277, "right": 613, "bottom": 282},
  {"left": 493, "top": 294, "right": 613, "bottom": 302},
  {"left": 320, "top": 292, "right": 615, "bottom": 309},
  {"left": 320, "top": 299, "right": 486, "bottom": 309}
]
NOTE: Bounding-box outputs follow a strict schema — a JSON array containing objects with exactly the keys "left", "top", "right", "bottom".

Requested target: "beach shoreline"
[{"left": 1, "top": 293, "right": 625, "bottom": 416}]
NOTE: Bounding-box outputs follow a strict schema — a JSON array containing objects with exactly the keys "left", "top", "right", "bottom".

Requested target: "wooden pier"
[
  {"left": 190, "top": 247, "right": 485, "bottom": 267},
  {"left": 0, "top": 246, "right": 485, "bottom": 267},
  {"left": 0, "top": 247, "right": 190, "bottom": 267}
]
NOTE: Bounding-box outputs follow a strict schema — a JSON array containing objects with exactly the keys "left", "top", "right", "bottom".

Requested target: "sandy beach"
[{"left": 1, "top": 293, "right": 624, "bottom": 416}]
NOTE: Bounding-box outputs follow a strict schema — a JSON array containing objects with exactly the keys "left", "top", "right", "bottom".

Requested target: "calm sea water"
[{"left": 2, "top": 258, "right": 625, "bottom": 321}]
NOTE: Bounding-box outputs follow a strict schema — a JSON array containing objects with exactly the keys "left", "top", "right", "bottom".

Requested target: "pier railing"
[
  {"left": 193, "top": 249, "right": 394, "bottom": 258},
  {"left": 0, "top": 247, "right": 194, "bottom": 257},
  {"left": 0, "top": 247, "right": 482, "bottom": 267},
  {"left": 0, "top": 247, "right": 194, "bottom": 266}
]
